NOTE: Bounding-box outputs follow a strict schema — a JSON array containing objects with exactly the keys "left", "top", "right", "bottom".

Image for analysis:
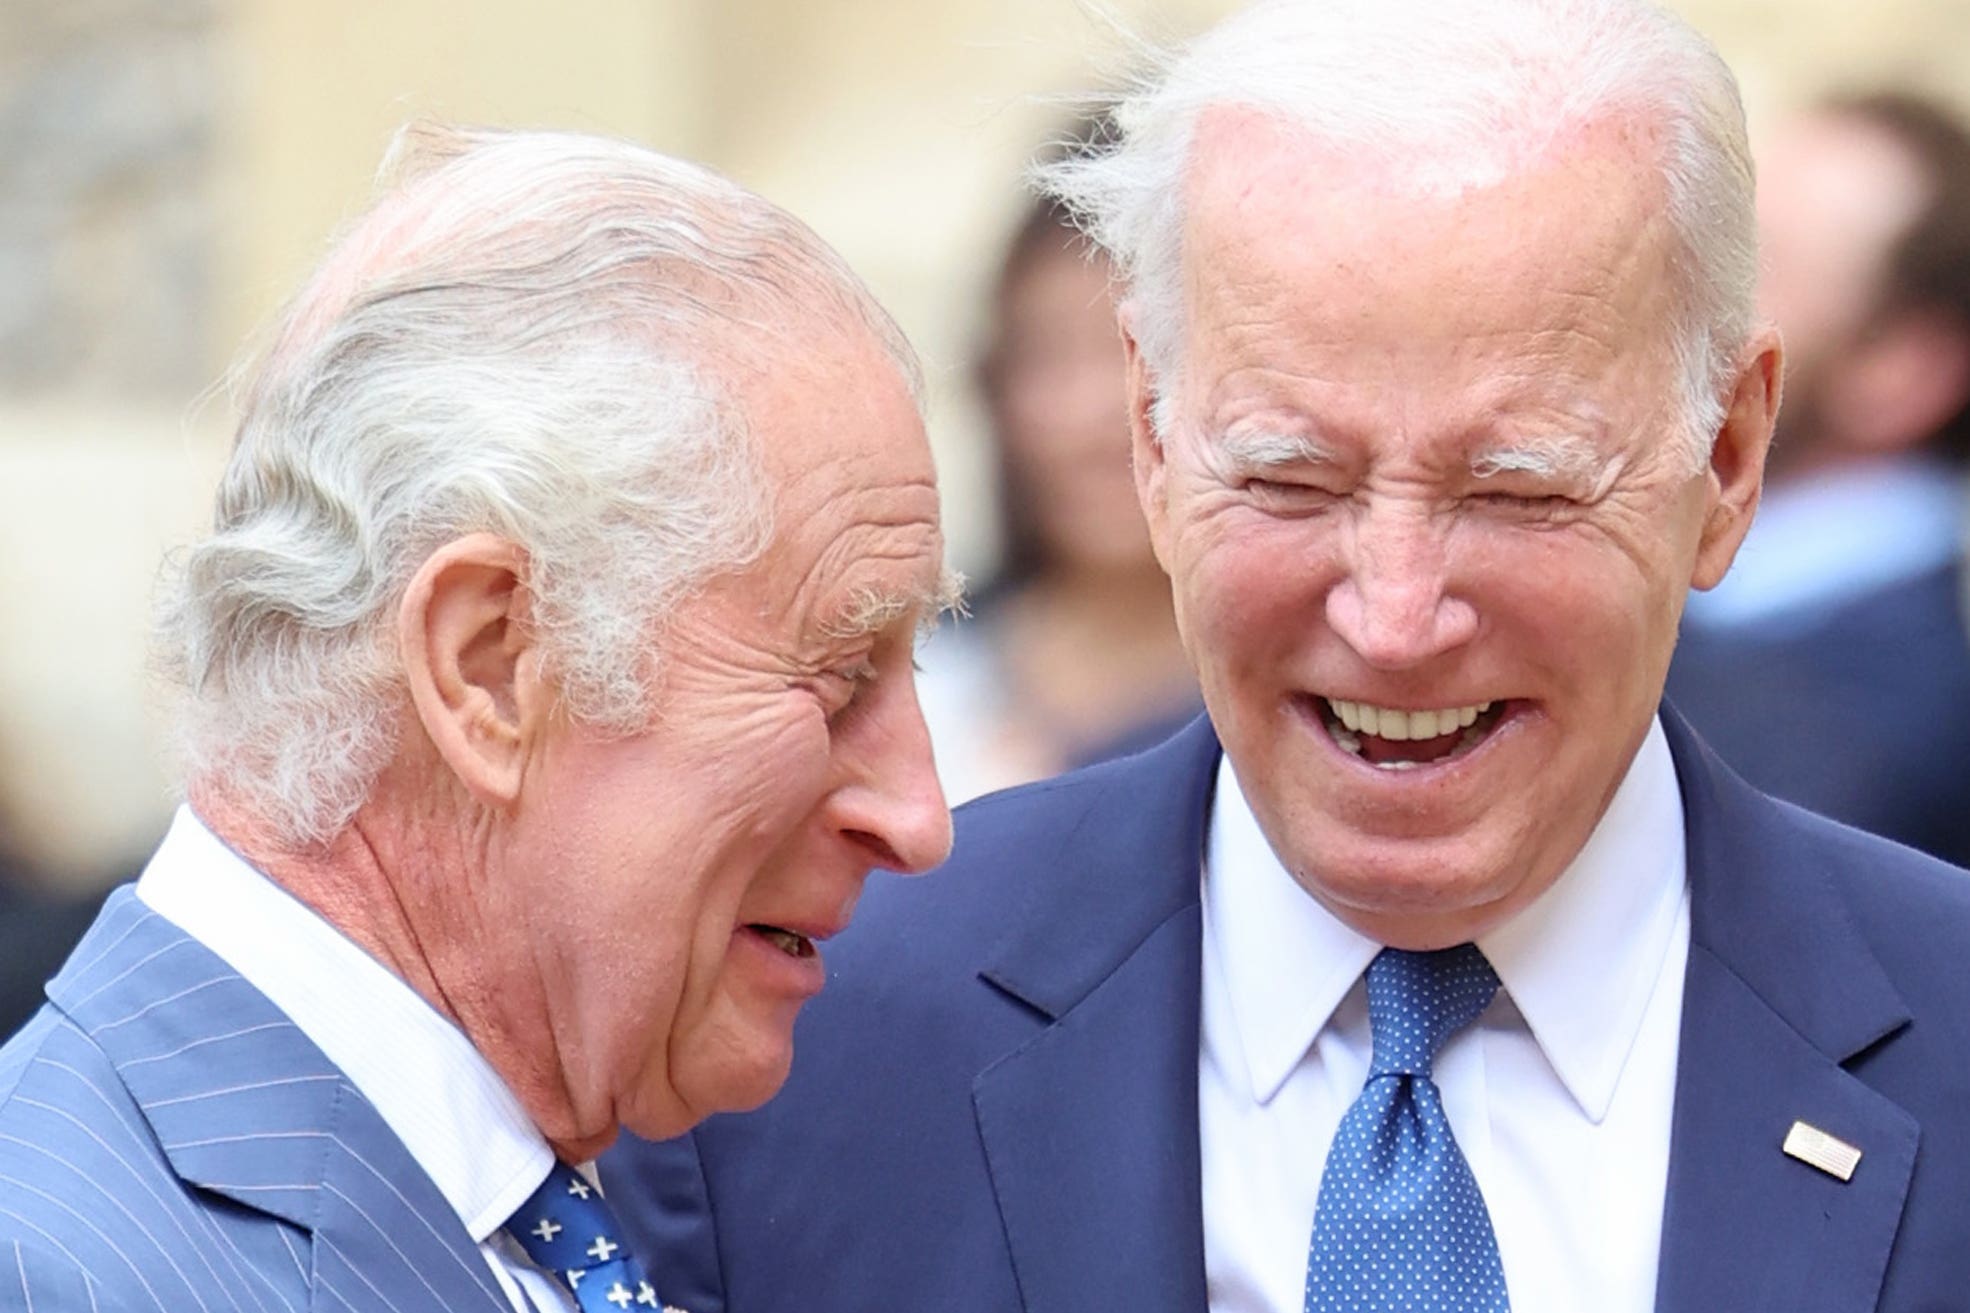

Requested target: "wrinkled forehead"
[
  {"left": 1184, "top": 103, "right": 1672, "bottom": 264},
  {"left": 1177, "top": 106, "right": 1681, "bottom": 366}
]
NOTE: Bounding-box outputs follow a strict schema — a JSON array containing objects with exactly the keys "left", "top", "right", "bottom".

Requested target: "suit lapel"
[
  {"left": 307, "top": 1089, "right": 513, "bottom": 1313},
  {"left": 50, "top": 890, "right": 510, "bottom": 1313},
  {"left": 972, "top": 719, "right": 1220, "bottom": 1313},
  {"left": 1654, "top": 712, "right": 1917, "bottom": 1313}
]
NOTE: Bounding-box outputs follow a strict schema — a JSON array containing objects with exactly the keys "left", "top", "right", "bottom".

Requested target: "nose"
[
  {"left": 831, "top": 671, "right": 953, "bottom": 875},
  {"left": 1324, "top": 503, "right": 1478, "bottom": 669}
]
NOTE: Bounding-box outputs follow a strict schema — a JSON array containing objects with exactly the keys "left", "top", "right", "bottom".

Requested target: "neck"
[{"left": 193, "top": 768, "right": 600, "bottom": 1160}]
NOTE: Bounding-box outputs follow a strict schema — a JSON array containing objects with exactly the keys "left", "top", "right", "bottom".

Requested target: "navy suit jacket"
[
  {"left": 604, "top": 711, "right": 1970, "bottom": 1312},
  {"left": 1668, "top": 559, "right": 1970, "bottom": 869},
  {"left": 0, "top": 890, "right": 515, "bottom": 1312}
]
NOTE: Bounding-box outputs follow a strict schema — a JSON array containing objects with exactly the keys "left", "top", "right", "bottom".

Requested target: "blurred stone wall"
[
  {"left": 0, "top": 0, "right": 225, "bottom": 878},
  {"left": 0, "top": 0, "right": 218, "bottom": 401},
  {"left": 5, "top": 0, "right": 1970, "bottom": 879}
]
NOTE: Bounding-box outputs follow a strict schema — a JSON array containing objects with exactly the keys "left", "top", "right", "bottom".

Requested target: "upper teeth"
[
  {"left": 1327, "top": 699, "right": 1492, "bottom": 741},
  {"left": 759, "top": 927, "right": 808, "bottom": 956}
]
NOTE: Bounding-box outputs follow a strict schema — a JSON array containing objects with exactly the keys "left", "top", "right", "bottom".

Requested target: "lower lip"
[
  {"left": 1294, "top": 695, "right": 1522, "bottom": 779},
  {"left": 733, "top": 925, "right": 827, "bottom": 998}
]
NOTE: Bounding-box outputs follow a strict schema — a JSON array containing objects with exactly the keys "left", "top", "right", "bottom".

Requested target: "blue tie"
[
  {"left": 502, "top": 1160, "right": 664, "bottom": 1312},
  {"left": 1304, "top": 945, "right": 1511, "bottom": 1312}
]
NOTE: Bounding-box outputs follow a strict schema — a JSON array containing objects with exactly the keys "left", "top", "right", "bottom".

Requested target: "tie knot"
[{"left": 1364, "top": 944, "right": 1500, "bottom": 1077}]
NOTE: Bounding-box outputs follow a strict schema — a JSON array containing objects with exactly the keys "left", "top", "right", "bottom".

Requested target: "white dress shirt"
[
  {"left": 1200, "top": 717, "right": 1690, "bottom": 1313},
  {"left": 137, "top": 807, "right": 578, "bottom": 1313}
]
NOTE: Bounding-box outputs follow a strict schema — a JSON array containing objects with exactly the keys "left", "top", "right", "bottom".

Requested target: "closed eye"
[
  {"left": 1468, "top": 489, "right": 1580, "bottom": 519},
  {"left": 817, "top": 658, "right": 880, "bottom": 722},
  {"left": 1241, "top": 477, "right": 1342, "bottom": 514}
]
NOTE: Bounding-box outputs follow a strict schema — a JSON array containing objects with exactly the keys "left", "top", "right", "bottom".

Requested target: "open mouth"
[
  {"left": 1315, "top": 696, "right": 1509, "bottom": 770},
  {"left": 745, "top": 924, "right": 817, "bottom": 958}
]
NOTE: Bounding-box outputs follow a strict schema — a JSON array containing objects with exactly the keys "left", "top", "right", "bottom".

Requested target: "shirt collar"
[
  {"left": 1205, "top": 715, "right": 1687, "bottom": 1121},
  {"left": 136, "top": 806, "right": 554, "bottom": 1240}
]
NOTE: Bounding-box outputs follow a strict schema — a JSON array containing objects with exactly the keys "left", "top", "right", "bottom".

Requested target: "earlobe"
[
  {"left": 1691, "top": 327, "right": 1783, "bottom": 591},
  {"left": 398, "top": 533, "right": 547, "bottom": 807}
]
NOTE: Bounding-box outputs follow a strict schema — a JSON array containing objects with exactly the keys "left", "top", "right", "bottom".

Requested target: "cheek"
[
  {"left": 659, "top": 698, "right": 840, "bottom": 859},
  {"left": 1174, "top": 511, "right": 1333, "bottom": 656},
  {"left": 1459, "top": 523, "right": 1683, "bottom": 707}
]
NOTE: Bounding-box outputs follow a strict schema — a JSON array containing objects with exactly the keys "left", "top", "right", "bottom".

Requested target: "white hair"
[
  {"left": 156, "top": 122, "right": 920, "bottom": 849},
  {"left": 1037, "top": 0, "right": 1757, "bottom": 470}
]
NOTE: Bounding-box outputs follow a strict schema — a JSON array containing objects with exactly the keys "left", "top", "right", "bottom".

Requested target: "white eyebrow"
[
  {"left": 1216, "top": 431, "right": 1340, "bottom": 474},
  {"left": 827, "top": 567, "right": 969, "bottom": 641},
  {"left": 1469, "top": 434, "right": 1604, "bottom": 481}
]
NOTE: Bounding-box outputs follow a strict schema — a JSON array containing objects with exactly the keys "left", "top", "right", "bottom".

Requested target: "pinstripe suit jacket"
[{"left": 0, "top": 888, "right": 513, "bottom": 1313}]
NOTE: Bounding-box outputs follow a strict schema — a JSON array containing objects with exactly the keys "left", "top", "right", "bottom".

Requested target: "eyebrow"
[
  {"left": 824, "top": 566, "right": 969, "bottom": 641},
  {"left": 1469, "top": 434, "right": 1604, "bottom": 481},
  {"left": 1215, "top": 431, "right": 1340, "bottom": 473}
]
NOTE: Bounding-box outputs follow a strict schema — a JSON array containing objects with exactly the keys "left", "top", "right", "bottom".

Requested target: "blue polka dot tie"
[
  {"left": 501, "top": 1160, "right": 666, "bottom": 1311},
  {"left": 1304, "top": 945, "right": 1511, "bottom": 1312}
]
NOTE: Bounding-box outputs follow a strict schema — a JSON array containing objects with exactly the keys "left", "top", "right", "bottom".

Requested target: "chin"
[
  {"left": 713, "top": 1055, "right": 795, "bottom": 1115},
  {"left": 671, "top": 1043, "right": 797, "bottom": 1123},
  {"left": 1300, "top": 831, "right": 1530, "bottom": 939}
]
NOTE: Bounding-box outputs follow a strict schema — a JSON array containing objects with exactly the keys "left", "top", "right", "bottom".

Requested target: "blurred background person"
[
  {"left": 915, "top": 148, "right": 1200, "bottom": 803},
  {"left": 1669, "top": 91, "right": 1970, "bottom": 866}
]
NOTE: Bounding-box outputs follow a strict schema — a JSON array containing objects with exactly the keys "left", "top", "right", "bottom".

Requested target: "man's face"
[
  {"left": 1136, "top": 111, "right": 1747, "bottom": 948},
  {"left": 506, "top": 329, "right": 951, "bottom": 1146}
]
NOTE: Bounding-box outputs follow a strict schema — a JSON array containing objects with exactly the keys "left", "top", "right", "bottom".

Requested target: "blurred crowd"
[
  {"left": 1668, "top": 92, "right": 1970, "bottom": 866},
  {"left": 7, "top": 84, "right": 1970, "bottom": 1035}
]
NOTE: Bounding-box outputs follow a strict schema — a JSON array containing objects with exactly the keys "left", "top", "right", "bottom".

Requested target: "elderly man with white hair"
[
  {"left": 0, "top": 123, "right": 954, "bottom": 1312},
  {"left": 604, "top": 2, "right": 1970, "bottom": 1310}
]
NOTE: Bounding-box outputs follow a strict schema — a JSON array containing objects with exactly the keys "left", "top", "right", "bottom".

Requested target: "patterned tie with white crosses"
[
  {"left": 1304, "top": 945, "right": 1511, "bottom": 1312},
  {"left": 502, "top": 1160, "right": 671, "bottom": 1312}
]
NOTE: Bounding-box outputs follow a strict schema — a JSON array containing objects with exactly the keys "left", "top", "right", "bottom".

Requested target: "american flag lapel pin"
[{"left": 1783, "top": 1120, "right": 1863, "bottom": 1182}]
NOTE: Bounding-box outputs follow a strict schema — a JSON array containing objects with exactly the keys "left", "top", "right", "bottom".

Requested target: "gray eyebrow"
[
  {"left": 826, "top": 567, "right": 968, "bottom": 641},
  {"left": 1216, "top": 431, "right": 1340, "bottom": 473},
  {"left": 1469, "top": 435, "right": 1604, "bottom": 481}
]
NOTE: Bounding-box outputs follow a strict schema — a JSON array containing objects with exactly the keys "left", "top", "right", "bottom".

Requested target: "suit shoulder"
[
  {"left": 945, "top": 759, "right": 1139, "bottom": 872},
  {"left": 816, "top": 768, "right": 1120, "bottom": 996},
  {"left": 1764, "top": 800, "right": 1970, "bottom": 980},
  {"left": 0, "top": 1006, "right": 123, "bottom": 1126},
  {"left": 0, "top": 1237, "right": 134, "bottom": 1312},
  {"left": 0, "top": 1014, "right": 192, "bottom": 1278},
  {"left": 1777, "top": 799, "right": 1970, "bottom": 915}
]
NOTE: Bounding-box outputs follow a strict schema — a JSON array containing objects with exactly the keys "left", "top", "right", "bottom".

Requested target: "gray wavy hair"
[
  {"left": 1037, "top": 0, "right": 1757, "bottom": 470},
  {"left": 156, "top": 122, "right": 920, "bottom": 849}
]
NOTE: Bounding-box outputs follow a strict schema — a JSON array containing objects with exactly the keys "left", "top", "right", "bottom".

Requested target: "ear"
[
  {"left": 1691, "top": 326, "right": 1783, "bottom": 590},
  {"left": 397, "top": 533, "right": 551, "bottom": 807},
  {"left": 1824, "top": 308, "right": 1970, "bottom": 456},
  {"left": 1119, "top": 304, "right": 1175, "bottom": 574}
]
